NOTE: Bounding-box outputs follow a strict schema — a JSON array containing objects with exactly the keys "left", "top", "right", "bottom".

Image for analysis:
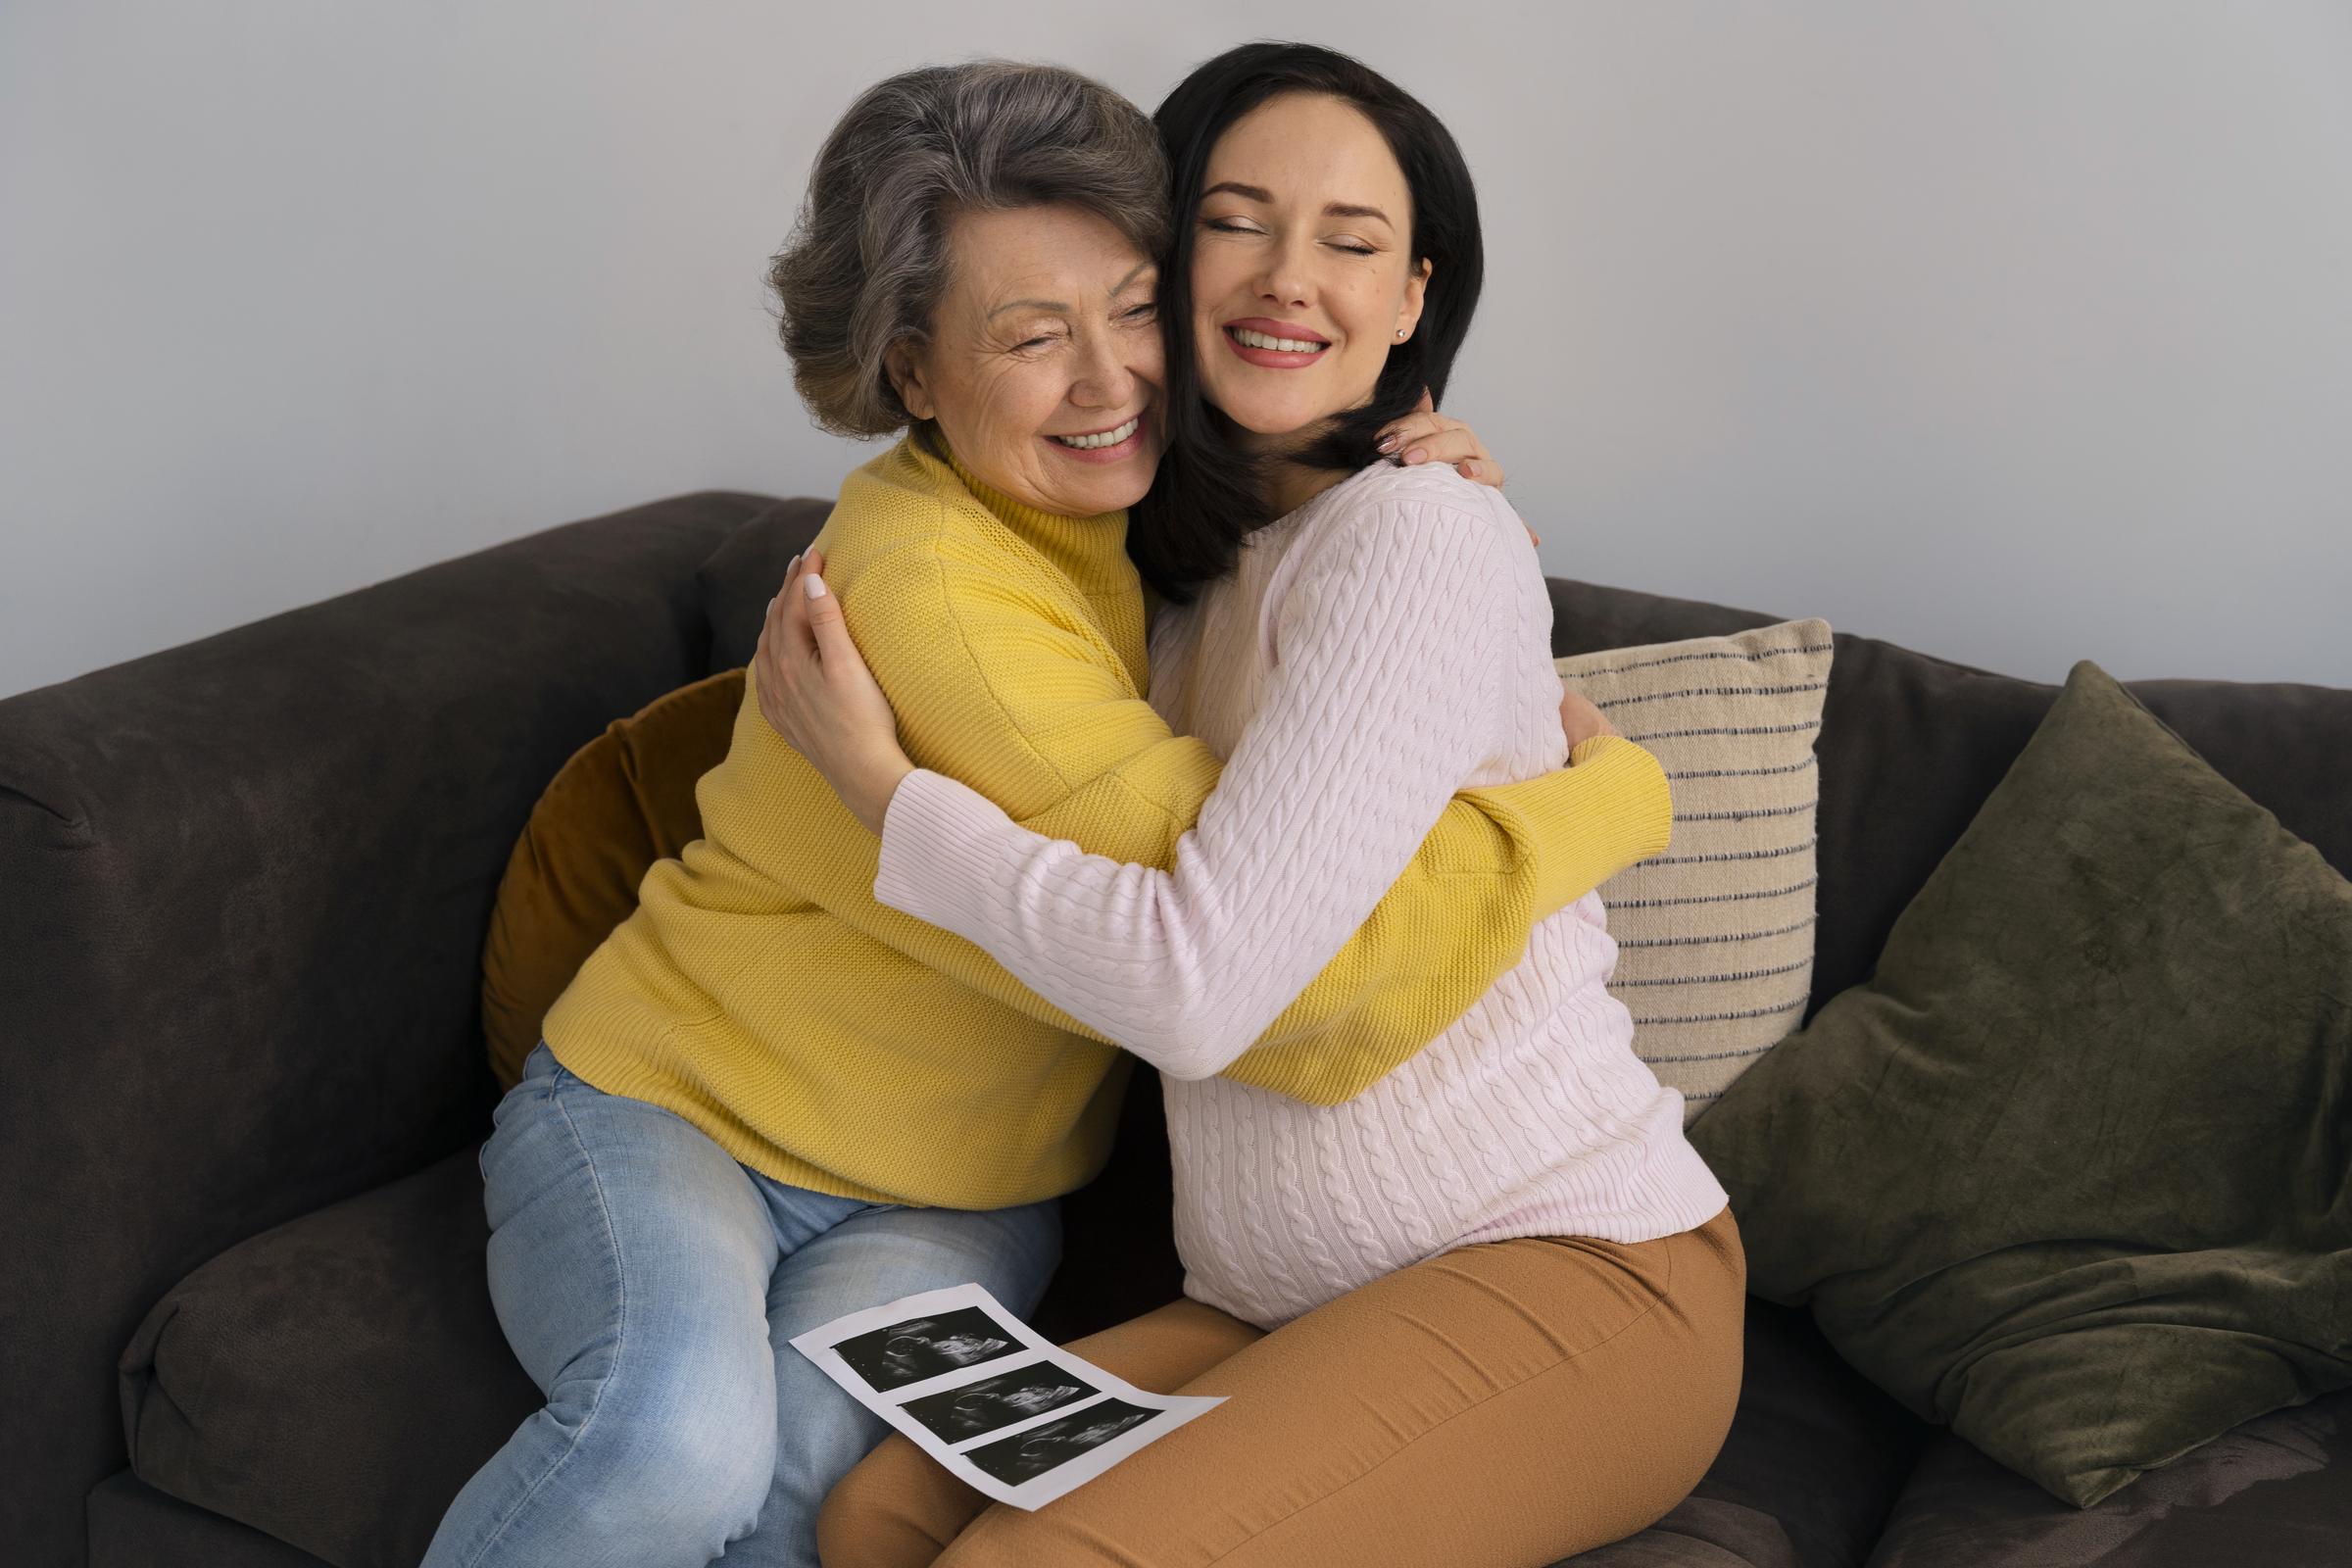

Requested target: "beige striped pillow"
[{"left": 1557, "top": 618, "right": 1834, "bottom": 1124}]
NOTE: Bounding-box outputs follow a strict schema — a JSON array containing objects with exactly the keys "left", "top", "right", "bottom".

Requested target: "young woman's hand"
[
  {"left": 1560, "top": 684, "right": 1617, "bottom": 754},
  {"left": 752, "top": 548, "right": 916, "bottom": 835},
  {"left": 1375, "top": 390, "right": 1534, "bottom": 543}
]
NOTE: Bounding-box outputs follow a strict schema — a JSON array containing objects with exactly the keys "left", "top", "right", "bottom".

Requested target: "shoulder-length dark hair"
[{"left": 1129, "top": 41, "right": 1486, "bottom": 604}]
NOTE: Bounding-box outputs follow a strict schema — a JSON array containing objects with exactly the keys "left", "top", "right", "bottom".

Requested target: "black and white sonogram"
[
  {"left": 832, "top": 1305, "right": 1024, "bottom": 1393},
  {"left": 964, "top": 1399, "right": 1162, "bottom": 1485},
  {"left": 899, "top": 1362, "right": 1102, "bottom": 1443}
]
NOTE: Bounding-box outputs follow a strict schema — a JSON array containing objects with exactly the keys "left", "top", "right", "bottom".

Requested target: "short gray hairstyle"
[{"left": 768, "top": 61, "right": 1171, "bottom": 438}]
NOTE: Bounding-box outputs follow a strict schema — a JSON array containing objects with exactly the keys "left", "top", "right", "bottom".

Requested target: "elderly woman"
[{"left": 422, "top": 61, "right": 1652, "bottom": 1568}]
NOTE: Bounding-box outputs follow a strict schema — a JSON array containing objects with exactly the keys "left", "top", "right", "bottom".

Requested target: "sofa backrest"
[{"left": 1544, "top": 576, "right": 2352, "bottom": 1021}]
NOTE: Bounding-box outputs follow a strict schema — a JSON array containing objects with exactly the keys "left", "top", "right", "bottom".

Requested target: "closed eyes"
[{"left": 1200, "top": 218, "right": 1375, "bottom": 256}]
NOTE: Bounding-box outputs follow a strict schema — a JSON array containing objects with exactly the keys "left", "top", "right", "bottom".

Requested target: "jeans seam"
[
  {"left": 463, "top": 1073, "right": 630, "bottom": 1568},
  {"left": 1201, "top": 1231, "right": 1684, "bottom": 1566}
]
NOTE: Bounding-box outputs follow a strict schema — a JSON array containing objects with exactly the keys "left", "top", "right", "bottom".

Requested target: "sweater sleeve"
[{"left": 868, "top": 498, "right": 1675, "bottom": 1100}]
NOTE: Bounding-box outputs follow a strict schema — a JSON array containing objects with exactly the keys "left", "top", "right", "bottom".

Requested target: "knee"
[
  {"left": 562, "top": 1372, "right": 778, "bottom": 1549},
  {"left": 816, "top": 1436, "right": 963, "bottom": 1568}
]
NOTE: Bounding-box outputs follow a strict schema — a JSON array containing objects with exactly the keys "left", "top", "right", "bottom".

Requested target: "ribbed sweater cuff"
[
  {"left": 1523, "top": 735, "right": 1677, "bottom": 915},
  {"left": 873, "top": 767, "right": 1023, "bottom": 943}
]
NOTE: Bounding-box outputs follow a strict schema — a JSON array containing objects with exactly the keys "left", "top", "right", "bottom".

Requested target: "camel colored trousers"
[{"left": 816, "top": 1204, "right": 1744, "bottom": 1568}]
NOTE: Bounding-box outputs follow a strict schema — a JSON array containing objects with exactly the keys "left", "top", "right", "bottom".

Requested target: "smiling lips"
[
  {"left": 1222, "top": 318, "right": 1331, "bottom": 368},
  {"left": 1045, "top": 410, "right": 1147, "bottom": 463}
]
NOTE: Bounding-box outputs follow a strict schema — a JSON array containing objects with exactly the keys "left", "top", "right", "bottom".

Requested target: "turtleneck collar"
[{"left": 915, "top": 426, "right": 1132, "bottom": 589}]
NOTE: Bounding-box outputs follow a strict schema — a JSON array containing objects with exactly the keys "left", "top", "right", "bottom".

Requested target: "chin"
[
  {"left": 1228, "top": 405, "right": 1323, "bottom": 443},
  {"left": 1062, "top": 468, "right": 1156, "bottom": 515}
]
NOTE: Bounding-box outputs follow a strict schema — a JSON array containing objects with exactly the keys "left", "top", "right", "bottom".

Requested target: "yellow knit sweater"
[{"left": 543, "top": 431, "right": 1673, "bottom": 1209}]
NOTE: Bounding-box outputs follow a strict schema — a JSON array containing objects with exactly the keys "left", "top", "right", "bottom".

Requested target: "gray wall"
[{"left": 4, "top": 0, "right": 2346, "bottom": 699}]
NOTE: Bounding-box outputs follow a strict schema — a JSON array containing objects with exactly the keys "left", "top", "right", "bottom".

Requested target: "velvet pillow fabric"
[
  {"left": 1557, "top": 618, "right": 1833, "bottom": 1123},
  {"left": 1689, "top": 660, "right": 2352, "bottom": 1509},
  {"left": 479, "top": 667, "right": 743, "bottom": 1091}
]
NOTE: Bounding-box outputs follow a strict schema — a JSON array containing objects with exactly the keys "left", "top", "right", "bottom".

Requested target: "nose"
[
  {"left": 1068, "top": 327, "right": 1137, "bottom": 412},
  {"left": 1255, "top": 230, "right": 1314, "bottom": 311}
]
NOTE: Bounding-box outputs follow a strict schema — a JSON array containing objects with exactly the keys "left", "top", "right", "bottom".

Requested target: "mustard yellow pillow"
[{"left": 480, "top": 668, "right": 743, "bottom": 1091}]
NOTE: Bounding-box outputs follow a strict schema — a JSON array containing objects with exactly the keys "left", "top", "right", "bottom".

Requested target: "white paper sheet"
[{"left": 791, "top": 1282, "right": 1224, "bottom": 1510}]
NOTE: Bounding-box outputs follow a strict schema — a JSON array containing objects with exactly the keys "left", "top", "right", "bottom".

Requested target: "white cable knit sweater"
[{"left": 874, "top": 460, "right": 1729, "bottom": 1328}]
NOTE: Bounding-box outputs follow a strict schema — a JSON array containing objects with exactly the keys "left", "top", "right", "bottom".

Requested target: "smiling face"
[
  {"left": 887, "top": 204, "right": 1165, "bottom": 516},
  {"left": 1190, "top": 92, "right": 1430, "bottom": 450}
]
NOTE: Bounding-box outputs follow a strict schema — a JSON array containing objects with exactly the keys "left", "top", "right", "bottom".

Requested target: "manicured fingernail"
[
  {"left": 766, "top": 595, "right": 776, "bottom": 613},
  {"left": 1404, "top": 447, "right": 1428, "bottom": 465},
  {"left": 804, "top": 573, "right": 827, "bottom": 600},
  {"left": 790, "top": 553, "right": 802, "bottom": 571},
  {"left": 1376, "top": 433, "right": 1399, "bottom": 453}
]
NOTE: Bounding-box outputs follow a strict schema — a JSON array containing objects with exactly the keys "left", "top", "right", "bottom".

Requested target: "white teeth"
[
  {"left": 1233, "top": 327, "right": 1327, "bottom": 354},
  {"left": 1050, "top": 415, "right": 1140, "bottom": 450}
]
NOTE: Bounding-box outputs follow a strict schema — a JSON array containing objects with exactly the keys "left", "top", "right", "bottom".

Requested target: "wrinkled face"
[
  {"left": 889, "top": 204, "right": 1165, "bottom": 515},
  {"left": 1190, "top": 92, "right": 1430, "bottom": 447}
]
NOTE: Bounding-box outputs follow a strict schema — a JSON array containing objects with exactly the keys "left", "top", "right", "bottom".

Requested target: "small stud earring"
[{"left": 1396, "top": 328, "right": 1406, "bottom": 339}]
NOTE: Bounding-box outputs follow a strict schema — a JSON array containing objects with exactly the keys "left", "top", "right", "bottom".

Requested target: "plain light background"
[{"left": 4, "top": 1, "right": 2347, "bottom": 700}]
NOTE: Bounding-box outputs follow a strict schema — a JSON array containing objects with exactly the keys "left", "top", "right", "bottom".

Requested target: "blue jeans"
[{"left": 420, "top": 1041, "right": 1062, "bottom": 1568}]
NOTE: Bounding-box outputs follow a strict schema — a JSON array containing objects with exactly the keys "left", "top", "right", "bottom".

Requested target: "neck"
[
  {"left": 1234, "top": 417, "right": 1354, "bottom": 517},
  {"left": 921, "top": 427, "right": 1130, "bottom": 582},
  {"left": 1264, "top": 458, "right": 1350, "bottom": 517}
]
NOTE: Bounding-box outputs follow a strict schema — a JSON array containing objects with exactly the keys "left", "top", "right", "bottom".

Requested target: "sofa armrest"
[{"left": 0, "top": 488, "right": 773, "bottom": 1565}]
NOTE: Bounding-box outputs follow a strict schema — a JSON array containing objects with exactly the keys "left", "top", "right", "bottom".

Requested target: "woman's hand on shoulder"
[
  {"left": 1374, "top": 389, "right": 1534, "bottom": 546},
  {"left": 753, "top": 548, "right": 916, "bottom": 836}
]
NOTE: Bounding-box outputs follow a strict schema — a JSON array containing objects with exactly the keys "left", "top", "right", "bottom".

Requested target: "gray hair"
[{"left": 768, "top": 61, "right": 1171, "bottom": 438}]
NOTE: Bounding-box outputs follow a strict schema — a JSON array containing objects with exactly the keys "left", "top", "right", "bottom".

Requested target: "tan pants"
[{"left": 817, "top": 1205, "right": 1745, "bottom": 1568}]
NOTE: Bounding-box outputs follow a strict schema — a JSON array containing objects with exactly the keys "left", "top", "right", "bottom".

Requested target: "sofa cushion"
[
  {"left": 119, "top": 1150, "right": 534, "bottom": 1568},
  {"left": 1862, "top": 1389, "right": 2352, "bottom": 1567},
  {"left": 478, "top": 666, "right": 744, "bottom": 1091},
  {"left": 1689, "top": 660, "right": 2352, "bottom": 1507},
  {"left": 1557, "top": 619, "right": 1834, "bottom": 1122},
  {"left": 112, "top": 1087, "right": 1195, "bottom": 1568},
  {"left": 87, "top": 1468, "right": 338, "bottom": 1568}
]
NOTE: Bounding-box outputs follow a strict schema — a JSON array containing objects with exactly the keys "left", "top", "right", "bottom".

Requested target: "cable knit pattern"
[{"left": 876, "top": 461, "right": 1729, "bottom": 1327}]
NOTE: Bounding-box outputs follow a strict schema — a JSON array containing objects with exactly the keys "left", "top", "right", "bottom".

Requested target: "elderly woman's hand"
[
  {"left": 753, "top": 549, "right": 915, "bottom": 836},
  {"left": 1375, "top": 390, "right": 1535, "bottom": 544}
]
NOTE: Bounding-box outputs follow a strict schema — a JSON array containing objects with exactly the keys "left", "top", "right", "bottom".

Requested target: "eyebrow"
[
  {"left": 1200, "top": 181, "right": 1393, "bottom": 225},
  {"left": 986, "top": 261, "right": 1157, "bottom": 320}
]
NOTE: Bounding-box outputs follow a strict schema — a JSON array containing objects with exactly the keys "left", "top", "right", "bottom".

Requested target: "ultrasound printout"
[{"left": 791, "top": 1283, "right": 1224, "bottom": 1509}]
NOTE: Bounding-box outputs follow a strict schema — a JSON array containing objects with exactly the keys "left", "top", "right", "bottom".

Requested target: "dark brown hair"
[{"left": 1130, "top": 42, "right": 1487, "bottom": 603}]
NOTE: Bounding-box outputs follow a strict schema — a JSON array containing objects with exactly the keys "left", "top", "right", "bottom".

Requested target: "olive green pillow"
[
  {"left": 1689, "top": 659, "right": 2352, "bottom": 1509},
  {"left": 480, "top": 668, "right": 742, "bottom": 1092}
]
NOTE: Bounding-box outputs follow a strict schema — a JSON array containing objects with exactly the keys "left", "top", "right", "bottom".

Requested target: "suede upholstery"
[{"left": 7, "top": 488, "right": 2347, "bottom": 1568}]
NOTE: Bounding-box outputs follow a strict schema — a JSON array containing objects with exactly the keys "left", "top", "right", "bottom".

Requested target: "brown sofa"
[{"left": 5, "top": 489, "right": 2346, "bottom": 1568}]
